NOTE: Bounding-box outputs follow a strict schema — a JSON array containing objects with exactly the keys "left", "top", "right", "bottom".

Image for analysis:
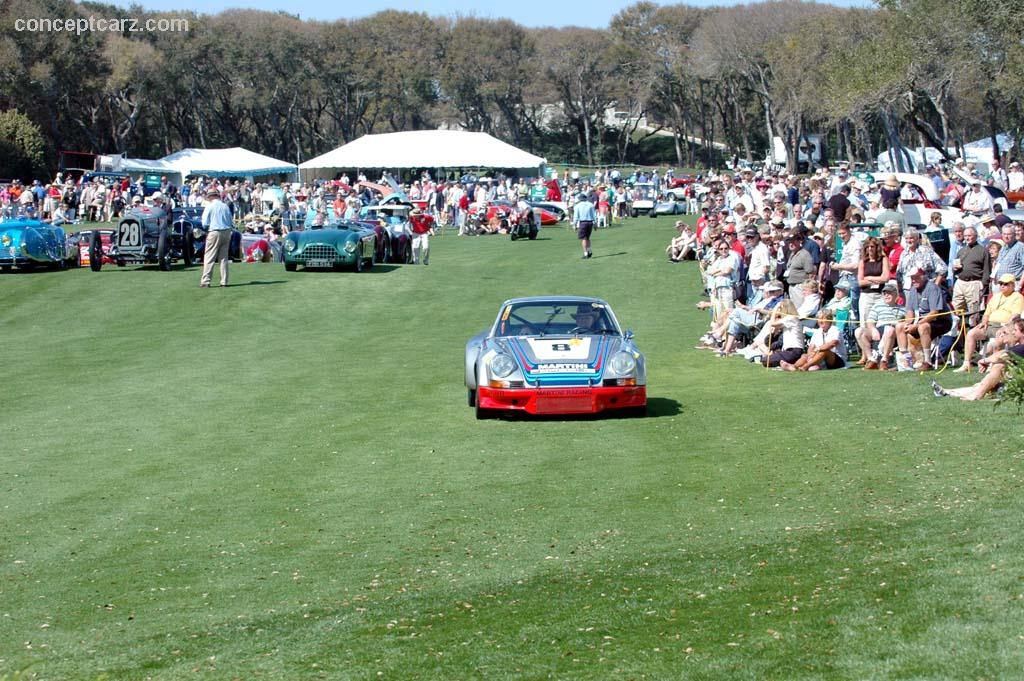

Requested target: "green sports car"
[{"left": 283, "top": 212, "right": 377, "bottom": 272}]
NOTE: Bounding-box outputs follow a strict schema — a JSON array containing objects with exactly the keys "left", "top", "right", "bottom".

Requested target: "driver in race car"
[{"left": 572, "top": 305, "right": 600, "bottom": 332}]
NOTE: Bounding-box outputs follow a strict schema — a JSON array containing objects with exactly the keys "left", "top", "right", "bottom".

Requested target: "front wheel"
[
  {"left": 631, "top": 208, "right": 638, "bottom": 218},
  {"left": 89, "top": 232, "right": 103, "bottom": 271},
  {"left": 475, "top": 399, "right": 495, "bottom": 420},
  {"left": 403, "top": 241, "right": 413, "bottom": 264},
  {"left": 183, "top": 231, "right": 195, "bottom": 267},
  {"left": 354, "top": 252, "right": 364, "bottom": 272},
  {"left": 528, "top": 229, "right": 538, "bottom": 240},
  {"left": 467, "top": 388, "right": 476, "bottom": 407},
  {"left": 284, "top": 261, "right": 297, "bottom": 272},
  {"left": 157, "top": 228, "right": 171, "bottom": 271}
]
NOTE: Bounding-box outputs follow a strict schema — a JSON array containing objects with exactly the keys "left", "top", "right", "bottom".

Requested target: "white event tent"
[
  {"left": 299, "top": 130, "right": 546, "bottom": 180},
  {"left": 122, "top": 147, "right": 296, "bottom": 181}
]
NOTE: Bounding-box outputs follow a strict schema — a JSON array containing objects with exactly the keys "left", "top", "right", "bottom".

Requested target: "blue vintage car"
[
  {"left": 282, "top": 207, "right": 377, "bottom": 272},
  {"left": 0, "top": 217, "right": 75, "bottom": 270}
]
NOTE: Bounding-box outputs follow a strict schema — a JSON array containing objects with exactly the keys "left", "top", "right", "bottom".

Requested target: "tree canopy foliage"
[{"left": 2, "top": 0, "right": 1023, "bottom": 175}]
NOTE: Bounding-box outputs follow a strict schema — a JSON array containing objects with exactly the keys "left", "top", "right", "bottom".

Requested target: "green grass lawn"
[{"left": 2, "top": 216, "right": 1023, "bottom": 679}]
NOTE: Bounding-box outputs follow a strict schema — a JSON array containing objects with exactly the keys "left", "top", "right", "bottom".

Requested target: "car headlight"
[
  {"left": 609, "top": 351, "right": 636, "bottom": 375},
  {"left": 284, "top": 239, "right": 296, "bottom": 252},
  {"left": 344, "top": 241, "right": 357, "bottom": 253},
  {"left": 489, "top": 353, "right": 516, "bottom": 378}
]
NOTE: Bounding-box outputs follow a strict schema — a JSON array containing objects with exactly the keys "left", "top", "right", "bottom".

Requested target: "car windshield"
[{"left": 494, "top": 301, "right": 618, "bottom": 337}]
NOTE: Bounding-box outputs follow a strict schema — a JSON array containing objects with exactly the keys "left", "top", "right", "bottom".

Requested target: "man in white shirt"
[
  {"left": 961, "top": 180, "right": 994, "bottom": 215},
  {"left": 744, "top": 227, "right": 771, "bottom": 299},
  {"left": 1007, "top": 161, "right": 1024, "bottom": 192}
]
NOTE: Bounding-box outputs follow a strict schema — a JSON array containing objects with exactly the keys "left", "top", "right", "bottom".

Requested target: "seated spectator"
[
  {"left": 797, "top": 279, "right": 822, "bottom": 328},
  {"left": 667, "top": 221, "right": 697, "bottom": 262},
  {"left": 825, "top": 280, "right": 853, "bottom": 318},
  {"left": 708, "top": 280, "right": 786, "bottom": 355},
  {"left": 858, "top": 281, "right": 903, "bottom": 370},
  {"left": 781, "top": 309, "right": 847, "bottom": 371},
  {"left": 933, "top": 316, "right": 1024, "bottom": 400},
  {"left": 896, "top": 267, "right": 952, "bottom": 371},
  {"left": 956, "top": 273, "right": 1024, "bottom": 372},
  {"left": 756, "top": 300, "right": 804, "bottom": 367}
]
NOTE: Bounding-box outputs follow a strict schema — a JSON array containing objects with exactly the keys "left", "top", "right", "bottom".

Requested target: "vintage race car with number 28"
[{"left": 465, "top": 296, "right": 647, "bottom": 418}]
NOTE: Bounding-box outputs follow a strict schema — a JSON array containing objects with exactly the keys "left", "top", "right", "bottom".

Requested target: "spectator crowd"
[{"left": 684, "top": 162, "right": 1024, "bottom": 401}]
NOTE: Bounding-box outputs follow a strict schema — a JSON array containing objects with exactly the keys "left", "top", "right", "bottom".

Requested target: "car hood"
[
  {"left": 490, "top": 335, "right": 618, "bottom": 384},
  {"left": 291, "top": 227, "right": 358, "bottom": 245}
]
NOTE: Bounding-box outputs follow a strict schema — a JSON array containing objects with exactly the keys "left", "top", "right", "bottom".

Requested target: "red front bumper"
[{"left": 477, "top": 385, "right": 646, "bottom": 415}]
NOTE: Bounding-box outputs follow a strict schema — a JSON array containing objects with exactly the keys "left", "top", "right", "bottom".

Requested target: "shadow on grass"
[
  {"left": 296, "top": 264, "right": 402, "bottom": 273},
  {"left": 590, "top": 251, "right": 627, "bottom": 259},
  {"left": 223, "top": 280, "right": 287, "bottom": 287}
]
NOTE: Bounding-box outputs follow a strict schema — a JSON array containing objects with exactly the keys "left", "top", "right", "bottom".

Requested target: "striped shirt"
[
  {"left": 993, "top": 241, "right": 1023, "bottom": 283},
  {"left": 867, "top": 300, "right": 902, "bottom": 327}
]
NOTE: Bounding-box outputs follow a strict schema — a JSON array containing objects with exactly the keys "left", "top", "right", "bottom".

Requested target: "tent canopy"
[
  {"left": 160, "top": 147, "right": 296, "bottom": 178},
  {"left": 299, "top": 131, "right": 546, "bottom": 173},
  {"left": 121, "top": 157, "right": 177, "bottom": 175}
]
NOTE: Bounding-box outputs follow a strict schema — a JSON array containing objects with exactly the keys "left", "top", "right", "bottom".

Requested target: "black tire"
[
  {"left": 475, "top": 399, "right": 494, "bottom": 420},
  {"left": 510, "top": 232, "right": 518, "bottom": 241},
  {"left": 157, "top": 228, "right": 171, "bottom": 271},
  {"left": 354, "top": 251, "right": 364, "bottom": 272},
  {"left": 183, "top": 231, "right": 195, "bottom": 267},
  {"left": 631, "top": 208, "right": 638, "bottom": 218},
  {"left": 284, "top": 261, "right": 297, "bottom": 272},
  {"left": 528, "top": 229, "right": 538, "bottom": 240},
  {"left": 467, "top": 388, "right": 476, "bottom": 407},
  {"left": 89, "top": 232, "right": 103, "bottom": 271},
  {"left": 648, "top": 210, "right": 657, "bottom": 218},
  {"left": 404, "top": 241, "right": 413, "bottom": 264}
]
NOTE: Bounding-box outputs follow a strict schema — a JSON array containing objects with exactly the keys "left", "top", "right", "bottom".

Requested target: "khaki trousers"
[{"left": 201, "top": 230, "right": 231, "bottom": 286}]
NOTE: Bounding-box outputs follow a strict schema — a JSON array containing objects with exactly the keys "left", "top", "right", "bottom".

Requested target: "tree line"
[{"left": 1, "top": 0, "right": 1022, "bottom": 178}]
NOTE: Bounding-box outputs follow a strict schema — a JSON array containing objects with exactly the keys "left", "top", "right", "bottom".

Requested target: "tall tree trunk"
[
  {"left": 844, "top": 120, "right": 855, "bottom": 164},
  {"left": 986, "top": 90, "right": 1001, "bottom": 160}
]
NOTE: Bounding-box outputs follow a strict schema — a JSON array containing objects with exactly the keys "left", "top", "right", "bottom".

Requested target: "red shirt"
[
  {"left": 725, "top": 234, "right": 745, "bottom": 259},
  {"left": 695, "top": 216, "right": 708, "bottom": 242},
  {"left": 410, "top": 214, "right": 434, "bottom": 234},
  {"left": 885, "top": 243, "right": 903, "bottom": 278}
]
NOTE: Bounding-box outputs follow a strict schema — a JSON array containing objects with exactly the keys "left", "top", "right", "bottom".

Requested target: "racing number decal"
[{"left": 118, "top": 222, "right": 142, "bottom": 247}]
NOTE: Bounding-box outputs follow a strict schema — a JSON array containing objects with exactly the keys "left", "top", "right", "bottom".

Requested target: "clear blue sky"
[{"left": 115, "top": 0, "right": 876, "bottom": 28}]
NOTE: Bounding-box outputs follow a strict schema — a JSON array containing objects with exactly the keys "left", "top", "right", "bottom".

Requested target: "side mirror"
[{"left": 624, "top": 329, "right": 635, "bottom": 340}]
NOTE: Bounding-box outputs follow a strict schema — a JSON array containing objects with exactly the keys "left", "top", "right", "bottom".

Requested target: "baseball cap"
[
  {"left": 909, "top": 267, "right": 928, "bottom": 278},
  {"left": 763, "top": 280, "right": 784, "bottom": 292},
  {"left": 998, "top": 273, "right": 1017, "bottom": 284},
  {"left": 835, "top": 280, "right": 851, "bottom": 292},
  {"left": 882, "top": 281, "right": 899, "bottom": 293},
  {"left": 744, "top": 228, "right": 758, "bottom": 238}
]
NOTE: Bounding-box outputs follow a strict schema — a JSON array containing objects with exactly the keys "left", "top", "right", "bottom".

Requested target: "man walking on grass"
[
  {"left": 200, "top": 187, "right": 233, "bottom": 288},
  {"left": 573, "top": 192, "right": 596, "bottom": 259}
]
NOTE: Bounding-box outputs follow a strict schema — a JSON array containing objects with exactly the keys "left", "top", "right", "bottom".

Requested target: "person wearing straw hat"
[
  {"left": 200, "top": 187, "right": 233, "bottom": 288},
  {"left": 879, "top": 173, "right": 901, "bottom": 206}
]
